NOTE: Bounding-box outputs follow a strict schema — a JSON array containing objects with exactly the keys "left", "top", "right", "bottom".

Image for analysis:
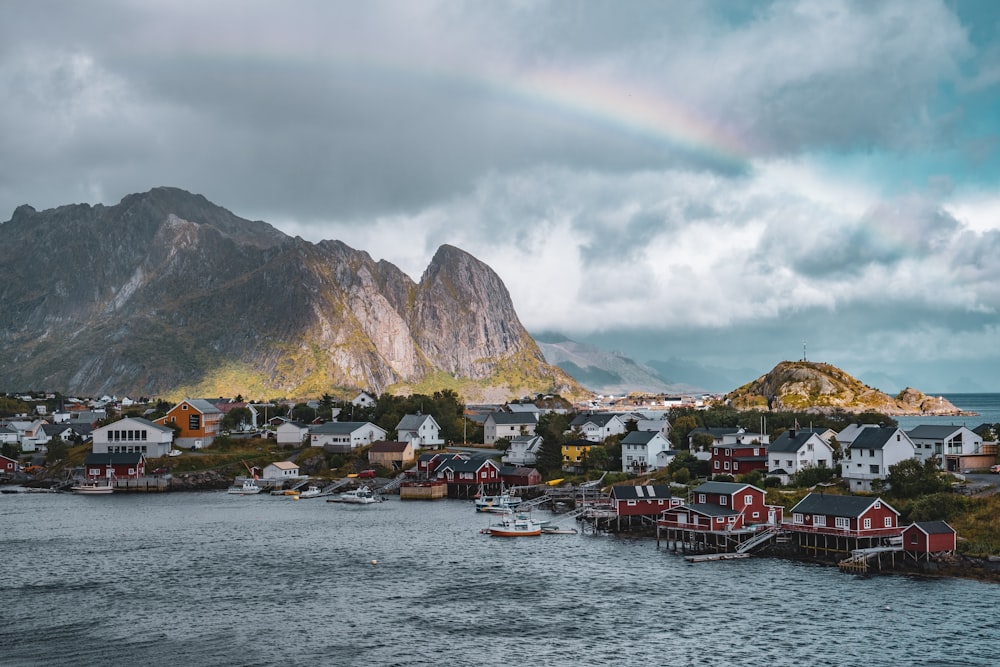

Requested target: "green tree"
[
  {"left": 586, "top": 445, "right": 609, "bottom": 471},
  {"left": 669, "top": 415, "right": 698, "bottom": 448},
  {"left": 45, "top": 436, "right": 68, "bottom": 465},
  {"left": 885, "top": 458, "right": 950, "bottom": 498},
  {"left": 494, "top": 437, "right": 511, "bottom": 453},
  {"left": 668, "top": 451, "right": 705, "bottom": 479}
]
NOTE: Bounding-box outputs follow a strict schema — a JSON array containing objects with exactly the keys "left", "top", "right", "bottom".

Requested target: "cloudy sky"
[{"left": 3, "top": 0, "right": 1000, "bottom": 392}]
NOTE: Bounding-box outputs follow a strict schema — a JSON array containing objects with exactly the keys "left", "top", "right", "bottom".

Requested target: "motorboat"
[
  {"left": 298, "top": 485, "right": 322, "bottom": 498},
  {"left": 167, "top": 449, "right": 183, "bottom": 457},
  {"left": 71, "top": 481, "right": 114, "bottom": 495},
  {"left": 227, "top": 479, "right": 261, "bottom": 495},
  {"left": 484, "top": 511, "right": 543, "bottom": 537},
  {"left": 475, "top": 490, "right": 523, "bottom": 513},
  {"left": 327, "top": 485, "right": 379, "bottom": 504}
]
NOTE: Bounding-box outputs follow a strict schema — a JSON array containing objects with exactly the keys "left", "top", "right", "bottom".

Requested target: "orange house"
[{"left": 155, "top": 399, "right": 222, "bottom": 449}]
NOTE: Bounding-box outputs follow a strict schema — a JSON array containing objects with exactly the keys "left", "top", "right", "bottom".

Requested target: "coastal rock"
[{"left": 725, "top": 361, "right": 967, "bottom": 415}]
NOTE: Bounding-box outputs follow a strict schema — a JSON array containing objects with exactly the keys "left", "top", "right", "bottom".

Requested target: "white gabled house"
[
  {"left": 396, "top": 413, "right": 444, "bottom": 449},
  {"left": 351, "top": 392, "right": 376, "bottom": 409},
  {"left": 483, "top": 412, "right": 538, "bottom": 445},
  {"left": 310, "top": 421, "right": 387, "bottom": 453},
  {"left": 621, "top": 430, "right": 672, "bottom": 474},
  {"left": 767, "top": 428, "right": 835, "bottom": 484},
  {"left": 570, "top": 413, "right": 630, "bottom": 443},
  {"left": 91, "top": 417, "right": 175, "bottom": 458},
  {"left": 276, "top": 421, "right": 311, "bottom": 447},
  {"left": 842, "top": 426, "right": 916, "bottom": 493},
  {"left": 502, "top": 435, "right": 543, "bottom": 466},
  {"left": 263, "top": 461, "right": 300, "bottom": 479}
]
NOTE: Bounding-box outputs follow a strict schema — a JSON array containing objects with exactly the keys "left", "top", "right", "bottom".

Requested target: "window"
[
  {"left": 884, "top": 517, "right": 893, "bottom": 527},
  {"left": 835, "top": 517, "right": 850, "bottom": 529},
  {"left": 786, "top": 459, "right": 793, "bottom": 467},
  {"left": 714, "top": 461, "right": 720, "bottom": 469},
  {"left": 189, "top": 414, "right": 200, "bottom": 431},
  {"left": 752, "top": 512, "right": 760, "bottom": 519},
  {"left": 793, "top": 513, "right": 804, "bottom": 524},
  {"left": 698, "top": 494, "right": 706, "bottom": 503},
  {"left": 720, "top": 495, "right": 728, "bottom": 506},
  {"left": 874, "top": 501, "right": 881, "bottom": 509},
  {"left": 744, "top": 494, "right": 753, "bottom": 505},
  {"left": 724, "top": 461, "right": 730, "bottom": 470},
  {"left": 869, "top": 465, "right": 879, "bottom": 474},
  {"left": 814, "top": 515, "right": 826, "bottom": 527},
  {"left": 863, "top": 518, "right": 872, "bottom": 529},
  {"left": 725, "top": 449, "right": 732, "bottom": 456}
]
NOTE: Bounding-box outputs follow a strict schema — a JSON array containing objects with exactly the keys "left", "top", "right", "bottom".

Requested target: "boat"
[
  {"left": 298, "top": 485, "right": 322, "bottom": 498},
  {"left": 541, "top": 525, "right": 579, "bottom": 535},
  {"left": 227, "top": 479, "right": 261, "bottom": 495},
  {"left": 327, "top": 485, "right": 380, "bottom": 504},
  {"left": 71, "top": 481, "right": 114, "bottom": 495},
  {"left": 484, "top": 511, "right": 543, "bottom": 537},
  {"left": 474, "top": 488, "right": 523, "bottom": 513}
]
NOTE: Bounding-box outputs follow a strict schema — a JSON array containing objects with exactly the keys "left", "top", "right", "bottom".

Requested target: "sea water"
[{"left": 1, "top": 491, "right": 998, "bottom": 666}]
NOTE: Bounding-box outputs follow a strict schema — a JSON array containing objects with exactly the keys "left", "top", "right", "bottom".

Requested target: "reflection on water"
[{"left": 1, "top": 491, "right": 998, "bottom": 666}]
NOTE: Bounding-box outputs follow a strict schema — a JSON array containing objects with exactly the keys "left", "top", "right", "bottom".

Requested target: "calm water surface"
[{"left": 2, "top": 491, "right": 998, "bottom": 666}]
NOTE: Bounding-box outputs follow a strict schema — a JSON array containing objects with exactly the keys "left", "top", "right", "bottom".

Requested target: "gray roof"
[
  {"left": 488, "top": 412, "right": 538, "bottom": 425},
  {"left": 621, "top": 430, "right": 660, "bottom": 445},
  {"left": 909, "top": 521, "right": 955, "bottom": 535},
  {"left": 906, "top": 425, "right": 967, "bottom": 439},
  {"left": 769, "top": 429, "right": 822, "bottom": 453},
  {"left": 311, "top": 421, "right": 382, "bottom": 435},
  {"left": 694, "top": 481, "right": 761, "bottom": 495},
  {"left": 396, "top": 413, "right": 439, "bottom": 430},
  {"left": 570, "top": 413, "right": 624, "bottom": 428},
  {"left": 790, "top": 493, "right": 898, "bottom": 518},
  {"left": 849, "top": 426, "right": 901, "bottom": 451},
  {"left": 611, "top": 484, "right": 672, "bottom": 500},
  {"left": 84, "top": 452, "right": 145, "bottom": 465},
  {"left": 184, "top": 399, "right": 222, "bottom": 415}
]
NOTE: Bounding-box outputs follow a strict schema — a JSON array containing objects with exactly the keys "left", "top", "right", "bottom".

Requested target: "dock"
[{"left": 684, "top": 552, "right": 751, "bottom": 563}]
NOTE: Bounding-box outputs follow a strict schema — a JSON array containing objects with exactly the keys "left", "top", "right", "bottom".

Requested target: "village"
[{"left": 2, "top": 390, "right": 999, "bottom": 580}]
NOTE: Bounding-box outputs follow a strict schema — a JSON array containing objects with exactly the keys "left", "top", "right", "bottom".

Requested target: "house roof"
[
  {"left": 370, "top": 441, "right": 410, "bottom": 454},
  {"left": 611, "top": 484, "right": 672, "bottom": 500},
  {"left": 396, "top": 413, "right": 439, "bottom": 431},
  {"left": 907, "top": 521, "right": 956, "bottom": 535},
  {"left": 906, "top": 425, "right": 969, "bottom": 439},
  {"left": 790, "top": 492, "right": 898, "bottom": 518},
  {"left": 694, "top": 481, "right": 761, "bottom": 495},
  {"left": 849, "top": 427, "right": 904, "bottom": 451},
  {"left": 436, "top": 457, "right": 499, "bottom": 473},
  {"left": 769, "top": 430, "right": 824, "bottom": 453},
  {"left": 311, "top": 421, "right": 384, "bottom": 435},
  {"left": 488, "top": 412, "right": 538, "bottom": 425},
  {"left": 268, "top": 461, "right": 298, "bottom": 470},
  {"left": 182, "top": 399, "right": 222, "bottom": 415},
  {"left": 621, "top": 430, "right": 661, "bottom": 445},
  {"left": 99, "top": 417, "right": 175, "bottom": 435},
  {"left": 84, "top": 452, "right": 144, "bottom": 465}
]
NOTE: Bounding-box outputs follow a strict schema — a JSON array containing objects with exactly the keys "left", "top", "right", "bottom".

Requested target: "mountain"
[
  {"left": 534, "top": 333, "right": 700, "bottom": 395},
  {"left": 725, "top": 360, "right": 966, "bottom": 415},
  {"left": 0, "top": 187, "right": 582, "bottom": 402}
]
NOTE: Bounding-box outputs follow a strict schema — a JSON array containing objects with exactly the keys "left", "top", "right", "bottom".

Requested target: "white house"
[
  {"left": 843, "top": 426, "right": 916, "bottom": 493},
  {"left": 654, "top": 449, "right": 681, "bottom": 469},
  {"left": 263, "top": 461, "right": 300, "bottom": 479},
  {"left": 621, "top": 430, "right": 672, "bottom": 474},
  {"left": 767, "top": 428, "right": 835, "bottom": 484},
  {"left": 4, "top": 419, "right": 48, "bottom": 453},
  {"left": 276, "top": 421, "right": 311, "bottom": 447},
  {"left": 91, "top": 417, "right": 175, "bottom": 458},
  {"left": 351, "top": 392, "right": 376, "bottom": 409},
  {"left": 483, "top": 412, "right": 538, "bottom": 445},
  {"left": 836, "top": 423, "right": 881, "bottom": 448},
  {"left": 502, "top": 435, "right": 543, "bottom": 466},
  {"left": 906, "top": 424, "right": 984, "bottom": 465},
  {"left": 310, "top": 421, "right": 387, "bottom": 452},
  {"left": 570, "top": 413, "right": 630, "bottom": 443},
  {"left": 396, "top": 413, "right": 444, "bottom": 449}
]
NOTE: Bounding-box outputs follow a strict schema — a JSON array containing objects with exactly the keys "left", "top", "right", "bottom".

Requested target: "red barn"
[{"left": 902, "top": 521, "right": 957, "bottom": 560}]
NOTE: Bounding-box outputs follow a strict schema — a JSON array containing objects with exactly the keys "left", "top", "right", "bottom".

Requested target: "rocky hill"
[
  {"left": 0, "top": 187, "right": 583, "bottom": 402},
  {"left": 725, "top": 361, "right": 966, "bottom": 415}
]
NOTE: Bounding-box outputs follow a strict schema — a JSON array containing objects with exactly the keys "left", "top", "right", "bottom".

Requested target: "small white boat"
[
  {"left": 71, "top": 481, "right": 114, "bottom": 495},
  {"left": 475, "top": 490, "right": 523, "bottom": 513},
  {"left": 541, "top": 526, "right": 579, "bottom": 535},
  {"left": 327, "top": 485, "right": 380, "bottom": 504},
  {"left": 228, "top": 479, "right": 261, "bottom": 495},
  {"left": 298, "top": 485, "right": 322, "bottom": 498},
  {"left": 484, "top": 511, "right": 543, "bottom": 537}
]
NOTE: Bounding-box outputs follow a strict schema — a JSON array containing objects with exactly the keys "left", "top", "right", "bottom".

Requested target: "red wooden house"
[
  {"left": 787, "top": 493, "right": 900, "bottom": 537},
  {"left": 902, "top": 521, "right": 957, "bottom": 560},
  {"left": 610, "top": 485, "right": 682, "bottom": 517},
  {"left": 0, "top": 454, "right": 18, "bottom": 476},
  {"left": 433, "top": 455, "right": 501, "bottom": 497},
  {"left": 500, "top": 465, "right": 541, "bottom": 487},
  {"left": 711, "top": 442, "right": 768, "bottom": 476},
  {"left": 82, "top": 452, "right": 146, "bottom": 480},
  {"left": 657, "top": 481, "right": 783, "bottom": 533}
]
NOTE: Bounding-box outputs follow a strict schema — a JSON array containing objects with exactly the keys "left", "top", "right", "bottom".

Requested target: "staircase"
[
  {"left": 736, "top": 526, "right": 780, "bottom": 554},
  {"left": 378, "top": 473, "right": 407, "bottom": 493}
]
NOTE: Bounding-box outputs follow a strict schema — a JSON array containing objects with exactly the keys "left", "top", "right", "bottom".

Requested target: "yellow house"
[{"left": 562, "top": 438, "right": 595, "bottom": 471}]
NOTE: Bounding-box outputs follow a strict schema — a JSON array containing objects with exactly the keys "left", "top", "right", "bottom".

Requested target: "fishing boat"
[
  {"left": 297, "top": 485, "right": 322, "bottom": 498},
  {"left": 327, "top": 485, "right": 380, "bottom": 504},
  {"left": 474, "top": 486, "right": 523, "bottom": 513},
  {"left": 227, "top": 479, "right": 261, "bottom": 495},
  {"left": 71, "top": 481, "right": 114, "bottom": 495},
  {"left": 483, "top": 511, "right": 543, "bottom": 537}
]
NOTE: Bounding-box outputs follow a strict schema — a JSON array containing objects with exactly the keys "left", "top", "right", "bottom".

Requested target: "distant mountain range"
[{"left": 0, "top": 187, "right": 581, "bottom": 402}]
